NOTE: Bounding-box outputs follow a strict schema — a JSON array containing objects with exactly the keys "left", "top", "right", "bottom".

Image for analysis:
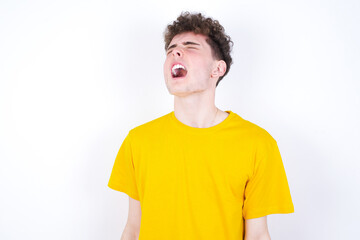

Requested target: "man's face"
[{"left": 163, "top": 32, "right": 220, "bottom": 97}]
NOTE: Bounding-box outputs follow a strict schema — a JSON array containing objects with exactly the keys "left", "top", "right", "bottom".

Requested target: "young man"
[{"left": 108, "top": 12, "right": 294, "bottom": 240}]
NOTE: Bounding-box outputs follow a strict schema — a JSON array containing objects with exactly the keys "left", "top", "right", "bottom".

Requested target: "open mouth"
[{"left": 171, "top": 64, "right": 187, "bottom": 78}]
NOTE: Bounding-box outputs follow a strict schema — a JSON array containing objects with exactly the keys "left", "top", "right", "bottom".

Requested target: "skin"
[
  {"left": 121, "top": 197, "right": 141, "bottom": 240},
  {"left": 122, "top": 31, "right": 270, "bottom": 240},
  {"left": 245, "top": 216, "right": 271, "bottom": 240},
  {"left": 163, "top": 31, "right": 229, "bottom": 127}
]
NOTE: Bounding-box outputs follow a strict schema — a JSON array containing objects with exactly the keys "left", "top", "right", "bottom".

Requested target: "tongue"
[{"left": 173, "top": 68, "right": 187, "bottom": 78}]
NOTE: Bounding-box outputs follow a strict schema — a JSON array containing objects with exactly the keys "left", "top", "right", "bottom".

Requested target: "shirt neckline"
[{"left": 169, "top": 110, "right": 235, "bottom": 135}]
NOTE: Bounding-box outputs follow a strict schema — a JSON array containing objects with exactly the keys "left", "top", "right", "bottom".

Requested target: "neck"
[{"left": 173, "top": 92, "right": 224, "bottom": 128}]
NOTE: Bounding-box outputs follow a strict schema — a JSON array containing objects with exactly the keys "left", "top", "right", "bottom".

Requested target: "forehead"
[{"left": 169, "top": 32, "right": 209, "bottom": 46}]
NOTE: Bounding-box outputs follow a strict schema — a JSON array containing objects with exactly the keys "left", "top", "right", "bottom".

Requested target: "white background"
[{"left": 1, "top": 0, "right": 359, "bottom": 239}]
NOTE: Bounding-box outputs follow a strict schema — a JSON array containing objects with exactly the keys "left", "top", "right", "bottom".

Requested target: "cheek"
[
  {"left": 163, "top": 61, "right": 169, "bottom": 73},
  {"left": 194, "top": 63, "right": 213, "bottom": 78},
  {"left": 164, "top": 56, "right": 173, "bottom": 69}
]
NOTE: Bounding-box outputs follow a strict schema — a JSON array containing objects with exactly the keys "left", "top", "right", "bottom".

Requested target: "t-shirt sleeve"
[
  {"left": 242, "top": 132, "right": 294, "bottom": 219},
  {"left": 108, "top": 130, "right": 140, "bottom": 201}
]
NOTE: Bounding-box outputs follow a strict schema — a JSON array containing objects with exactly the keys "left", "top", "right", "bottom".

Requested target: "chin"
[{"left": 166, "top": 85, "right": 188, "bottom": 96}]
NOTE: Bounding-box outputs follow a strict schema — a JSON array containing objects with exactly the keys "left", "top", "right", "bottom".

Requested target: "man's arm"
[
  {"left": 121, "top": 196, "right": 141, "bottom": 240},
  {"left": 244, "top": 216, "right": 271, "bottom": 240}
]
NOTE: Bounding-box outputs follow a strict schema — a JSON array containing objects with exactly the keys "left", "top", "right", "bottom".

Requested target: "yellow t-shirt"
[{"left": 108, "top": 110, "right": 294, "bottom": 239}]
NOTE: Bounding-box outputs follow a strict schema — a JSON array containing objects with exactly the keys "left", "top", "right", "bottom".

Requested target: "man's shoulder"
[
  {"left": 231, "top": 112, "right": 277, "bottom": 144},
  {"left": 128, "top": 111, "right": 172, "bottom": 138}
]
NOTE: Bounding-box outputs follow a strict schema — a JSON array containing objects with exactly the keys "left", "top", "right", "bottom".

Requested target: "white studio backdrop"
[{"left": 0, "top": 0, "right": 359, "bottom": 239}]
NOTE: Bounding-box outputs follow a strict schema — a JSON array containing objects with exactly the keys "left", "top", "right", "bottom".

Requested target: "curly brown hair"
[{"left": 164, "top": 11, "right": 233, "bottom": 87}]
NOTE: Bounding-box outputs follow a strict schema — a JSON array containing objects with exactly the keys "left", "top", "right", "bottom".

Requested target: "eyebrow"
[{"left": 167, "top": 41, "right": 200, "bottom": 51}]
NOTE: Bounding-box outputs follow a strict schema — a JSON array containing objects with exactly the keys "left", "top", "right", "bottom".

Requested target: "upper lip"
[{"left": 171, "top": 62, "right": 187, "bottom": 72}]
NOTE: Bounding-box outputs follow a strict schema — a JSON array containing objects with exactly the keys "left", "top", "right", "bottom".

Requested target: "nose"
[{"left": 172, "top": 47, "right": 183, "bottom": 57}]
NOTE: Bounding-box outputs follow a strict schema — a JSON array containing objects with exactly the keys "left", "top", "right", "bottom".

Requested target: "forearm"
[
  {"left": 120, "top": 224, "right": 140, "bottom": 240},
  {"left": 244, "top": 216, "right": 270, "bottom": 240},
  {"left": 244, "top": 232, "right": 271, "bottom": 240}
]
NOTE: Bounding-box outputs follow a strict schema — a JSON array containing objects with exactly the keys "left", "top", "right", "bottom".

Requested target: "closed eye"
[{"left": 166, "top": 46, "right": 198, "bottom": 55}]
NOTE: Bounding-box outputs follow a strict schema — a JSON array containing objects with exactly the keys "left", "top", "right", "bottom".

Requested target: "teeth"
[{"left": 172, "top": 64, "right": 186, "bottom": 73}]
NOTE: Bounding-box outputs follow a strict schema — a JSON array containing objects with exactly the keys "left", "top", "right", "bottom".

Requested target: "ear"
[{"left": 210, "top": 60, "right": 227, "bottom": 79}]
